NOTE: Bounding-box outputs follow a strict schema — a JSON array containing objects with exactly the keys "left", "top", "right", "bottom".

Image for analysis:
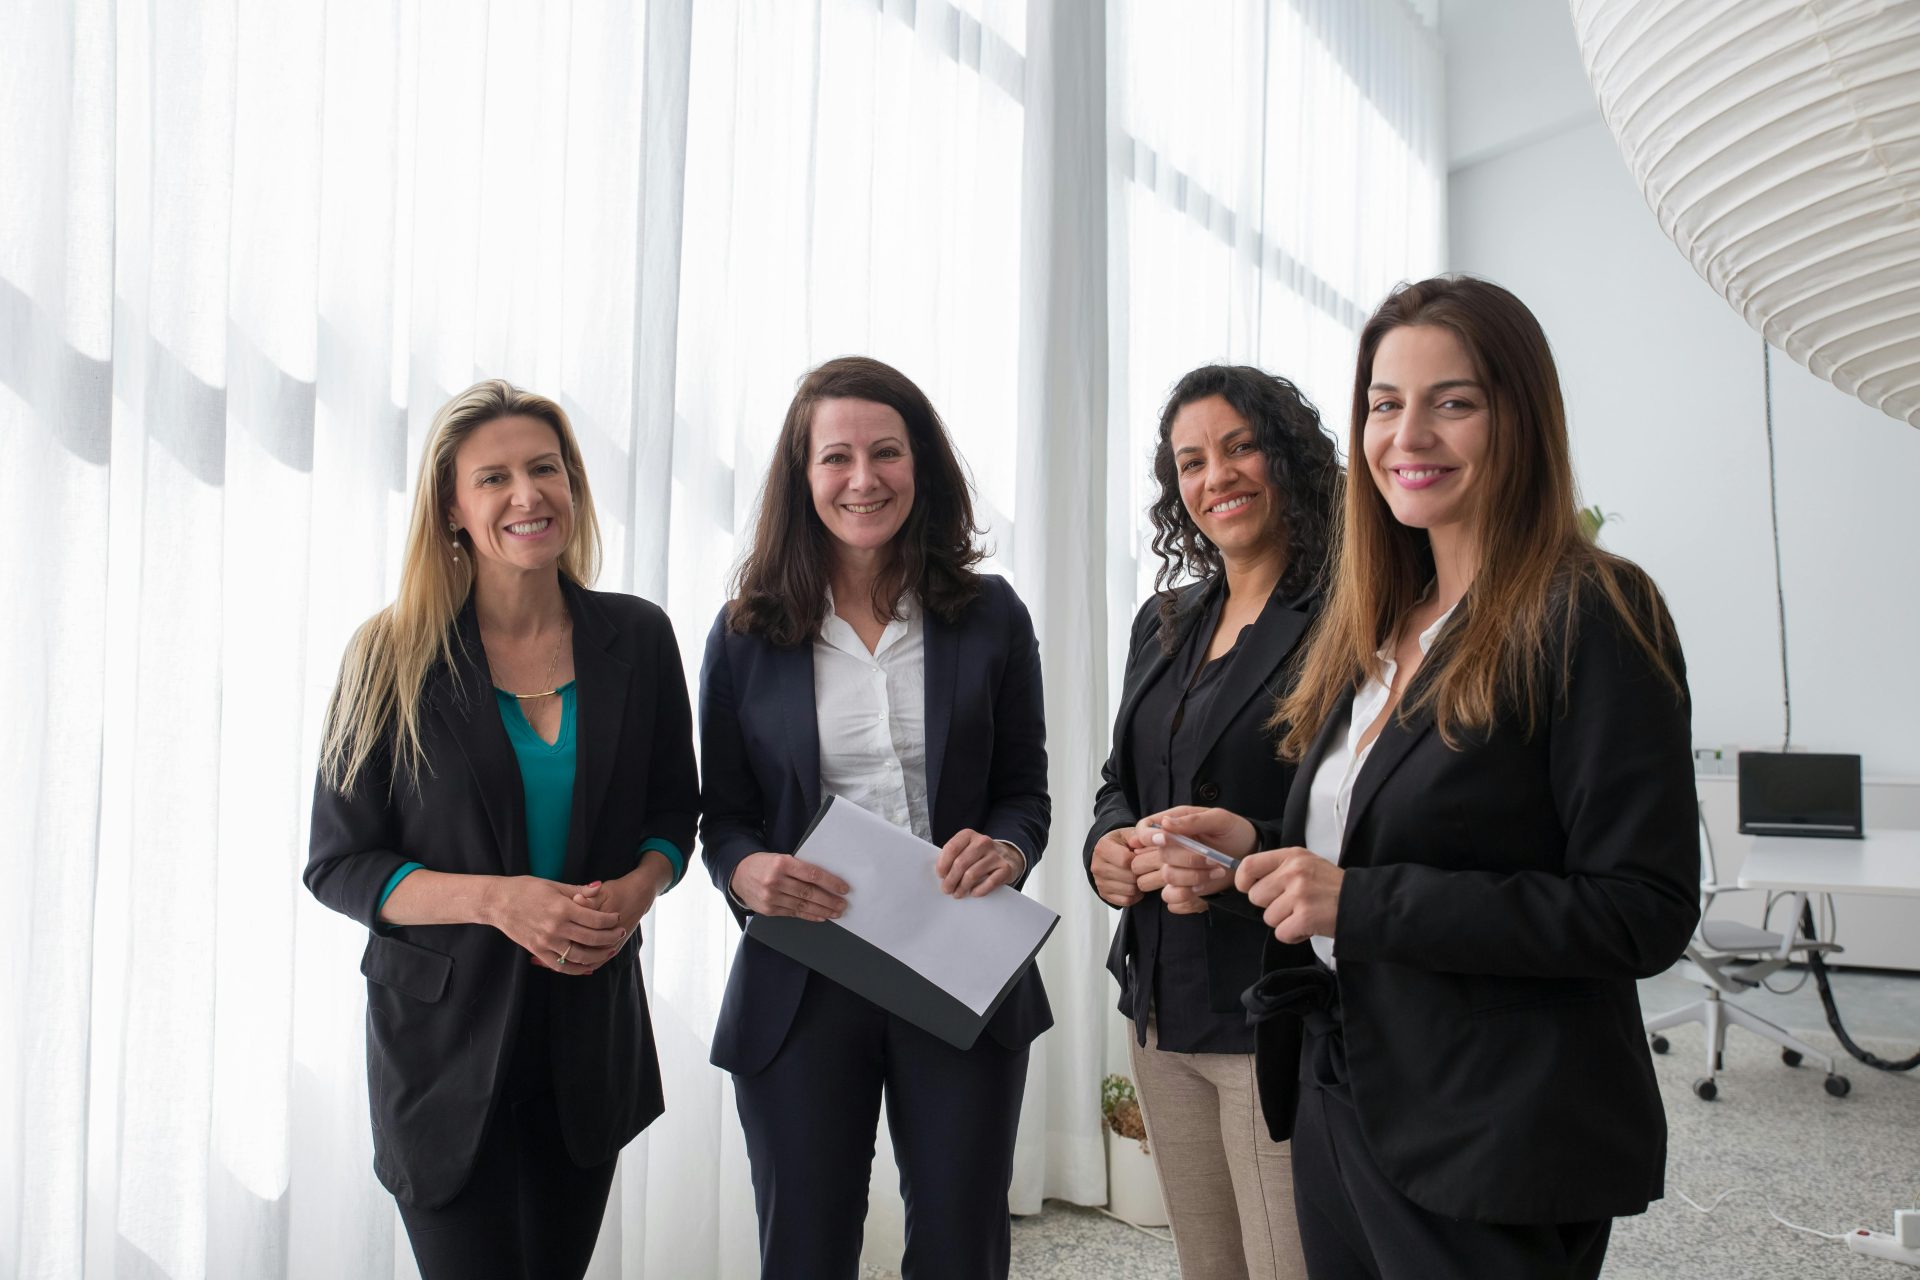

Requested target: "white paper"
[{"left": 792, "top": 795, "right": 1059, "bottom": 1016}]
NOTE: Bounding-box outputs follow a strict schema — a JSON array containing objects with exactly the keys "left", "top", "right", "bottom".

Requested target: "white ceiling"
[{"left": 1439, "top": 0, "right": 1603, "bottom": 172}]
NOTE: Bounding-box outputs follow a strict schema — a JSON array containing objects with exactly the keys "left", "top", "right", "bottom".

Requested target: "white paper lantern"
[{"left": 1570, "top": 0, "right": 1920, "bottom": 428}]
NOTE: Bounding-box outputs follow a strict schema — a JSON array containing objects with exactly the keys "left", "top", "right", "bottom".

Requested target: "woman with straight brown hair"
[
  {"left": 699, "top": 356, "right": 1051, "bottom": 1279},
  {"left": 306, "top": 380, "right": 698, "bottom": 1279},
  {"left": 1152, "top": 277, "right": 1699, "bottom": 1280}
]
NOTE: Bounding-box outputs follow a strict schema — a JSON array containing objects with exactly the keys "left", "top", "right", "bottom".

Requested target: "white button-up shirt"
[
  {"left": 809, "top": 590, "right": 1025, "bottom": 877},
  {"left": 1302, "top": 598, "right": 1459, "bottom": 969},
  {"left": 814, "top": 592, "right": 934, "bottom": 843}
]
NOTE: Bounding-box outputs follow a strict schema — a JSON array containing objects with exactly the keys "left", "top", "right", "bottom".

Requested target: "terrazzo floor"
[{"left": 860, "top": 966, "right": 1920, "bottom": 1279}]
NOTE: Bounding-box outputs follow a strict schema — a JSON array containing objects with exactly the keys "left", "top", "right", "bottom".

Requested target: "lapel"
[
  {"left": 430, "top": 600, "right": 525, "bottom": 874},
  {"left": 560, "top": 580, "right": 631, "bottom": 885},
  {"left": 778, "top": 639, "right": 823, "bottom": 817},
  {"left": 1340, "top": 694, "right": 1435, "bottom": 860},
  {"left": 1190, "top": 584, "right": 1313, "bottom": 762},
  {"left": 922, "top": 604, "right": 957, "bottom": 816},
  {"left": 1340, "top": 597, "right": 1467, "bottom": 857},
  {"left": 1282, "top": 688, "right": 1350, "bottom": 846},
  {"left": 1106, "top": 583, "right": 1212, "bottom": 800}
]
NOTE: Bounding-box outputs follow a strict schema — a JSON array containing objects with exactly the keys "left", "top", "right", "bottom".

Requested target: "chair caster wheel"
[
  {"left": 1781, "top": 1049, "right": 1803, "bottom": 1067},
  {"left": 1650, "top": 1035, "right": 1669, "bottom": 1055},
  {"left": 1825, "top": 1075, "right": 1851, "bottom": 1098},
  {"left": 1693, "top": 1078, "right": 1717, "bottom": 1101}
]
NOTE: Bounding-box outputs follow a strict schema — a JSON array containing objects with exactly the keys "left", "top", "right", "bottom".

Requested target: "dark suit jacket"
[
  {"left": 699, "top": 574, "right": 1054, "bottom": 1076},
  {"left": 305, "top": 581, "right": 699, "bottom": 1208},
  {"left": 1083, "top": 579, "right": 1314, "bottom": 1045},
  {"left": 1248, "top": 587, "right": 1699, "bottom": 1225}
]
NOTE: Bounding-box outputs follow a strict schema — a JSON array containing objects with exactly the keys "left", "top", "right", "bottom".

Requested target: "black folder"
[{"left": 745, "top": 799, "right": 1058, "bottom": 1051}]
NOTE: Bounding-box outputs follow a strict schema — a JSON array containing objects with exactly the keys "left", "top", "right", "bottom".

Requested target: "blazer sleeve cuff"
[
  {"left": 992, "top": 838, "right": 1027, "bottom": 881},
  {"left": 638, "top": 837, "right": 687, "bottom": 890},
  {"left": 372, "top": 862, "right": 425, "bottom": 934}
]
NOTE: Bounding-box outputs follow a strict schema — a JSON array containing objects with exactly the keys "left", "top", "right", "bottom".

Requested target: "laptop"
[{"left": 1737, "top": 751, "right": 1864, "bottom": 839}]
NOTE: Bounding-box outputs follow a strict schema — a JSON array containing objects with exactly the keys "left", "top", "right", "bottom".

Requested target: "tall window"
[{"left": 1109, "top": 0, "right": 1444, "bottom": 612}]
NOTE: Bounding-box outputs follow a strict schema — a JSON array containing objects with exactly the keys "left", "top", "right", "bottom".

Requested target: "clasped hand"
[
  {"left": 490, "top": 875, "right": 629, "bottom": 975},
  {"left": 494, "top": 854, "right": 673, "bottom": 974},
  {"left": 1147, "top": 806, "right": 1343, "bottom": 943},
  {"left": 1089, "top": 824, "right": 1200, "bottom": 911}
]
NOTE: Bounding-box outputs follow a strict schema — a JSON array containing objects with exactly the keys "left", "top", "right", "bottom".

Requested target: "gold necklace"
[{"left": 494, "top": 621, "right": 569, "bottom": 700}]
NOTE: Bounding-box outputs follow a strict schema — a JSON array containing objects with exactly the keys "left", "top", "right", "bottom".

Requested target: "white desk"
[{"left": 1734, "top": 830, "right": 1920, "bottom": 898}]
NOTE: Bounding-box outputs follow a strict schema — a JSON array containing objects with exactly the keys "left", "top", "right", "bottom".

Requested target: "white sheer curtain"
[
  {"left": 1108, "top": 0, "right": 1445, "bottom": 615},
  {"left": 2, "top": 1, "right": 1441, "bottom": 1276},
  {"left": 5, "top": 2, "right": 689, "bottom": 1276}
]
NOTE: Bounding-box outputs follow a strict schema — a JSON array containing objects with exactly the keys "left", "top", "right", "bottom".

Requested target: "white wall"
[{"left": 1442, "top": 1, "right": 1920, "bottom": 779}]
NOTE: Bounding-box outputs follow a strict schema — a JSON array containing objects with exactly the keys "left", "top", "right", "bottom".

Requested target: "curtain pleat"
[{"left": 0, "top": 1, "right": 1441, "bottom": 1275}]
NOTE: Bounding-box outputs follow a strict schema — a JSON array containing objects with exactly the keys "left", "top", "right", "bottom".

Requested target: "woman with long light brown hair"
[
  {"left": 1152, "top": 277, "right": 1699, "bottom": 1280},
  {"left": 306, "top": 380, "right": 698, "bottom": 1279}
]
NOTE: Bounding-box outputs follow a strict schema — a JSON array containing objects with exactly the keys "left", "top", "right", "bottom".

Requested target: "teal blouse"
[{"left": 376, "top": 682, "right": 685, "bottom": 911}]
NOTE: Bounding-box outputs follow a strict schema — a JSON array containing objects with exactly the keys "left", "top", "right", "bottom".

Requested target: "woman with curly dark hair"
[
  {"left": 1083, "top": 365, "right": 1340, "bottom": 1279},
  {"left": 700, "top": 356, "right": 1051, "bottom": 1279}
]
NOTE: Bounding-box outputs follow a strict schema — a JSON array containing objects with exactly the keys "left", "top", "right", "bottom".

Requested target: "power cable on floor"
[
  {"left": 1093, "top": 1207, "right": 1173, "bottom": 1243},
  {"left": 1671, "top": 1185, "right": 1852, "bottom": 1242}
]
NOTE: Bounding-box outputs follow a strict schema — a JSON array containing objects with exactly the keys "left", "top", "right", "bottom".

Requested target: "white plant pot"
[{"left": 1104, "top": 1126, "right": 1168, "bottom": 1228}]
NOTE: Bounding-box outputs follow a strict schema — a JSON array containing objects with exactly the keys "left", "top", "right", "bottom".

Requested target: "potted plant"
[
  {"left": 1100, "top": 1073, "right": 1168, "bottom": 1227},
  {"left": 1577, "top": 503, "right": 1616, "bottom": 540}
]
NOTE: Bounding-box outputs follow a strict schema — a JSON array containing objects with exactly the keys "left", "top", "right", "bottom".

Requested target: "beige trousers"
[{"left": 1127, "top": 1020, "right": 1308, "bottom": 1280}]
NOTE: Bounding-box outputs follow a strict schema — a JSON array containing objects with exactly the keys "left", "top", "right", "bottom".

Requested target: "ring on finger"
[{"left": 557, "top": 945, "right": 573, "bottom": 967}]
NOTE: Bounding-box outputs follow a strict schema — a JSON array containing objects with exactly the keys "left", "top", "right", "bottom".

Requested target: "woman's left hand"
[
  {"left": 1234, "top": 848, "right": 1343, "bottom": 943},
  {"left": 565, "top": 852, "right": 675, "bottom": 963},
  {"left": 936, "top": 829, "right": 1021, "bottom": 898}
]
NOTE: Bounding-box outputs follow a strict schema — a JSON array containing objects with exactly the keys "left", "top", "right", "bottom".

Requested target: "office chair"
[{"left": 1642, "top": 808, "right": 1852, "bottom": 1100}]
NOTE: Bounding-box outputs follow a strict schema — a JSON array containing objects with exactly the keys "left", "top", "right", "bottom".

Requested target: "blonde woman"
[{"left": 306, "top": 380, "right": 698, "bottom": 1280}]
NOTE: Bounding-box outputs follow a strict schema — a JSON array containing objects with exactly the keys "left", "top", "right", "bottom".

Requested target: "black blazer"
[
  {"left": 699, "top": 574, "right": 1054, "bottom": 1076},
  {"left": 305, "top": 581, "right": 699, "bottom": 1208},
  {"left": 1250, "top": 587, "right": 1699, "bottom": 1225},
  {"left": 1083, "top": 579, "right": 1313, "bottom": 1045}
]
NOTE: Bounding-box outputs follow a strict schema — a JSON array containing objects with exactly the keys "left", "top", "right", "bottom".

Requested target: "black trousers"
[
  {"left": 397, "top": 972, "right": 619, "bottom": 1280},
  {"left": 1290, "top": 1017, "right": 1610, "bottom": 1280},
  {"left": 732, "top": 973, "right": 1030, "bottom": 1280}
]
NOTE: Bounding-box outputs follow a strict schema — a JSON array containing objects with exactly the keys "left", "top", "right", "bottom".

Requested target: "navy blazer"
[
  {"left": 305, "top": 581, "right": 699, "bottom": 1208},
  {"left": 699, "top": 574, "right": 1054, "bottom": 1076},
  {"left": 1247, "top": 585, "right": 1699, "bottom": 1225},
  {"left": 1084, "top": 579, "right": 1314, "bottom": 1045}
]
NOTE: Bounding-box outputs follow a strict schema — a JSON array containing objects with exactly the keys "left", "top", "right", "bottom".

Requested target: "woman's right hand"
[
  {"left": 487, "top": 875, "right": 627, "bottom": 974},
  {"left": 1090, "top": 826, "right": 1144, "bottom": 907},
  {"left": 730, "top": 853, "right": 850, "bottom": 922}
]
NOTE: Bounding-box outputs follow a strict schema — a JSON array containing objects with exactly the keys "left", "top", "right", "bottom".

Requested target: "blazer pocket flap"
[{"left": 361, "top": 934, "right": 453, "bottom": 1003}]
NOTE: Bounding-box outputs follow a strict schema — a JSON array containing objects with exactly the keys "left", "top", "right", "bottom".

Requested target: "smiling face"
[
  {"left": 446, "top": 414, "right": 574, "bottom": 577},
  {"left": 1362, "top": 324, "right": 1491, "bottom": 540},
  {"left": 807, "top": 397, "right": 916, "bottom": 562},
  {"left": 1170, "top": 394, "right": 1280, "bottom": 565}
]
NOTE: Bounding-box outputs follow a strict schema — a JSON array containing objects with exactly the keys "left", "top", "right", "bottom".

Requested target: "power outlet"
[
  {"left": 1692, "top": 746, "right": 1735, "bottom": 776},
  {"left": 1848, "top": 1223, "right": 1920, "bottom": 1267}
]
